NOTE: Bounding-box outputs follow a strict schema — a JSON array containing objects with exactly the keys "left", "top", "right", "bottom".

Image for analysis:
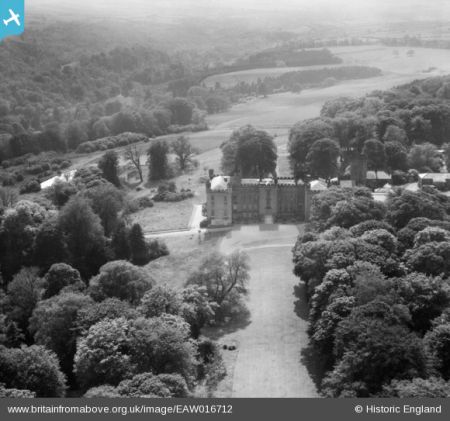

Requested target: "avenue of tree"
[{"left": 291, "top": 78, "right": 450, "bottom": 397}]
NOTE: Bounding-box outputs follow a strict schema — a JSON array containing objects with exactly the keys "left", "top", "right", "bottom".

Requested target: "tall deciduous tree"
[
  {"left": 111, "top": 220, "right": 131, "bottom": 260},
  {"left": 66, "top": 121, "right": 88, "bottom": 150},
  {"left": 5, "top": 268, "right": 42, "bottom": 332},
  {"left": 0, "top": 187, "right": 17, "bottom": 209},
  {"left": 306, "top": 138, "right": 340, "bottom": 182},
  {"left": 363, "top": 138, "right": 386, "bottom": 178},
  {"left": 408, "top": 143, "right": 441, "bottom": 172},
  {"left": 386, "top": 189, "right": 447, "bottom": 229},
  {"left": 187, "top": 250, "right": 249, "bottom": 305},
  {"left": 98, "top": 151, "right": 121, "bottom": 187},
  {"left": 147, "top": 140, "right": 170, "bottom": 181},
  {"left": 425, "top": 323, "right": 450, "bottom": 380},
  {"left": 171, "top": 136, "right": 197, "bottom": 172},
  {"left": 129, "top": 223, "right": 150, "bottom": 266},
  {"left": 41, "top": 263, "right": 84, "bottom": 299},
  {"left": 0, "top": 200, "right": 47, "bottom": 282},
  {"left": 124, "top": 144, "right": 144, "bottom": 182},
  {"left": 33, "top": 217, "right": 69, "bottom": 274},
  {"left": 89, "top": 260, "right": 153, "bottom": 304},
  {"left": 29, "top": 292, "right": 93, "bottom": 380},
  {"left": 221, "top": 125, "right": 277, "bottom": 178},
  {"left": 74, "top": 315, "right": 197, "bottom": 390},
  {"left": 0, "top": 345, "right": 67, "bottom": 397},
  {"left": 85, "top": 184, "right": 124, "bottom": 237},
  {"left": 288, "top": 119, "right": 334, "bottom": 179},
  {"left": 165, "top": 98, "right": 194, "bottom": 125},
  {"left": 58, "top": 197, "right": 108, "bottom": 279},
  {"left": 385, "top": 141, "right": 408, "bottom": 172}
]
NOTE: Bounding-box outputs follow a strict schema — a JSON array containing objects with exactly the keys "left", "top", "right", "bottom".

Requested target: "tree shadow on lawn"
[
  {"left": 300, "top": 344, "right": 327, "bottom": 393},
  {"left": 293, "top": 282, "right": 309, "bottom": 321},
  {"left": 294, "top": 280, "right": 326, "bottom": 392},
  {"left": 201, "top": 313, "right": 251, "bottom": 341}
]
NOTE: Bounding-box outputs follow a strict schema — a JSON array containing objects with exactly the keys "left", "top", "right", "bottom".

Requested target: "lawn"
[
  {"left": 145, "top": 231, "right": 226, "bottom": 289},
  {"left": 203, "top": 225, "right": 317, "bottom": 398},
  {"left": 131, "top": 198, "right": 195, "bottom": 233}
]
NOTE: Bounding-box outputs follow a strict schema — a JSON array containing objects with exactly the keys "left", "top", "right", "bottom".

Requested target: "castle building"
[{"left": 205, "top": 172, "right": 313, "bottom": 226}]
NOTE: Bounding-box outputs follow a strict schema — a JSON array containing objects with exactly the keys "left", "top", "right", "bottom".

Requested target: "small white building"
[{"left": 40, "top": 170, "right": 76, "bottom": 190}]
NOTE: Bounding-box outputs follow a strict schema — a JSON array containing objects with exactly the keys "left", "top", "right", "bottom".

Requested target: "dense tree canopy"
[
  {"left": 58, "top": 196, "right": 108, "bottom": 279},
  {"left": 306, "top": 138, "right": 340, "bottom": 181},
  {"left": 288, "top": 119, "right": 334, "bottom": 179},
  {"left": 74, "top": 315, "right": 197, "bottom": 390},
  {"left": 0, "top": 345, "right": 67, "bottom": 397},
  {"left": 89, "top": 260, "right": 154, "bottom": 304},
  {"left": 147, "top": 140, "right": 170, "bottom": 181},
  {"left": 29, "top": 293, "right": 93, "bottom": 379},
  {"left": 292, "top": 181, "right": 450, "bottom": 397},
  {"left": 98, "top": 151, "right": 121, "bottom": 187},
  {"left": 221, "top": 125, "right": 277, "bottom": 178}
]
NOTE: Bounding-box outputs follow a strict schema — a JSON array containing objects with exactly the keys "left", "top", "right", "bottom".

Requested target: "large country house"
[{"left": 205, "top": 171, "right": 314, "bottom": 226}]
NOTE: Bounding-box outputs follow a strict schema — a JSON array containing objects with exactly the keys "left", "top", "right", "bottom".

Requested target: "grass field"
[
  {"left": 330, "top": 45, "right": 450, "bottom": 75},
  {"left": 132, "top": 199, "right": 195, "bottom": 232},
  {"left": 204, "top": 45, "right": 450, "bottom": 89}
]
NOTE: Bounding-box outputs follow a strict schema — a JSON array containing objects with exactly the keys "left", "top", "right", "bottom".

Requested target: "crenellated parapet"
[{"left": 205, "top": 170, "right": 314, "bottom": 226}]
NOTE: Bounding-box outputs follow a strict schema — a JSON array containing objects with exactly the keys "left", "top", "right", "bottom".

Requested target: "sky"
[
  {"left": 28, "top": 0, "right": 450, "bottom": 21},
  {"left": 29, "top": 0, "right": 450, "bottom": 16}
]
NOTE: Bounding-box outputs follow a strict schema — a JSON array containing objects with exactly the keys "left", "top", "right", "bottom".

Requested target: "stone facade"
[{"left": 206, "top": 174, "right": 312, "bottom": 226}]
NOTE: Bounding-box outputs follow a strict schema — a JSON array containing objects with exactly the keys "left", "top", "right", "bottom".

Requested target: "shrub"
[
  {"left": 147, "top": 239, "right": 169, "bottom": 260},
  {"left": 137, "top": 196, "right": 154, "bottom": 209},
  {"left": 392, "top": 170, "right": 408, "bottom": 186},
  {"left": 126, "top": 196, "right": 154, "bottom": 214},
  {"left": 77, "top": 133, "right": 148, "bottom": 154},
  {"left": 153, "top": 187, "right": 194, "bottom": 202},
  {"left": 197, "top": 338, "right": 226, "bottom": 391},
  {"left": 20, "top": 178, "right": 41, "bottom": 194},
  {"left": 2, "top": 174, "right": 15, "bottom": 186},
  {"left": 199, "top": 218, "right": 210, "bottom": 228}
]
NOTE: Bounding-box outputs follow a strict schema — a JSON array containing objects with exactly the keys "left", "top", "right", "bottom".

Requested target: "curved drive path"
[{"left": 219, "top": 224, "right": 318, "bottom": 398}]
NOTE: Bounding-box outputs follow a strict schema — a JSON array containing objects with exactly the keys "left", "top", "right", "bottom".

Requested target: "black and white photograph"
[{"left": 1, "top": 0, "right": 450, "bottom": 412}]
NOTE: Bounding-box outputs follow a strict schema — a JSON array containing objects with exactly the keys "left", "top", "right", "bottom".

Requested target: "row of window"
[{"left": 210, "top": 193, "right": 303, "bottom": 217}]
